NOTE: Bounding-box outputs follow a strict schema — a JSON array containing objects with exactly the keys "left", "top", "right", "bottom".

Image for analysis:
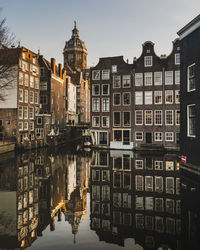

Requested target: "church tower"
[{"left": 63, "top": 21, "right": 88, "bottom": 72}]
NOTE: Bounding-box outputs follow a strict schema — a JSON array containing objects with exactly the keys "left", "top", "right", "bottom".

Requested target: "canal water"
[{"left": 0, "top": 146, "right": 199, "bottom": 250}]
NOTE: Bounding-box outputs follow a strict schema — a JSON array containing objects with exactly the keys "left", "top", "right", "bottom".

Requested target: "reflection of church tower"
[
  {"left": 65, "top": 187, "right": 87, "bottom": 243},
  {"left": 63, "top": 21, "right": 88, "bottom": 72}
]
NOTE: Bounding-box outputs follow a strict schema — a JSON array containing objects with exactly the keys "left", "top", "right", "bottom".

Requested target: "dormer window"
[
  {"left": 112, "top": 65, "right": 117, "bottom": 73},
  {"left": 146, "top": 49, "right": 150, "bottom": 53},
  {"left": 144, "top": 56, "right": 152, "bottom": 67}
]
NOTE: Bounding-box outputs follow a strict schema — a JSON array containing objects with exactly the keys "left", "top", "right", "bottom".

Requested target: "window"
[
  {"left": 165, "top": 132, "right": 174, "bottom": 141},
  {"left": 187, "top": 104, "right": 196, "bottom": 136},
  {"left": 113, "top": 112, "right": 120, "bottom": 126},
  {"left": 40, "top": 95, "right": 47, "bottom": 105},
  {"left": 35, "top": 78, "right": 39, "bottom": 89},
  {"left": 136, "top": 176, "right": 143, "bottom": 191},
  {"left": 145, "top": 110, "right": 152, "bottom": 125},
  {"left": 165, "top": 71, "right": 173, "bottom": 85},
  {"left": 165, "top": 90, "right": 173, "bottom": 104},
  {"left": 24, "top": 106, "right": 28, "bottom": 119},
  {"left": 123, "top": 112, "right": 130, "bottom": 126},
  {"left": 154, "top": 110, "right": 162, "bottom": 125},
  {"left": 19, "top": 89, "right": 23, "bottom": 102},
  {"left": 123, "top": 130, "right": 130, "bottom": 145},
  {"left": 102, "top": 116, "right": 109, "bottom": 127},
  {"left": 40, "top": 81, "right": 47, "bottom": 90},
  {"left": 114, "top": 130, "right": 122, "bottom": 141},
  {"left": 123, "top": 92, "right": 130, "bottom": 105},
  {"left": 30, "top": 76, "right": 34, "bottom": 88},
  {"left": 102, "top": 70, "right": 110, "bottom": 80},
  {"left": 175, "top": 53, "right": 180, "bottom": 65},
  {"left": 136, "top": 160, "right": 143, "bottom": 169},
  {"left": 30, "top": 91, "right": 34, "bottom": 104},
  {"left": 92, "top": 116, "right": 100, "bottom": 127},
  {"left": 154, "top": 132, "right": 163, "bottom": 141},
  {"left": 102, "top": 98, "right": 109, "bottom": 112},
  {"left": 145, "top": 176, "right": 153, "bottom": 191},
  {"left": 176, "top": 110, "right": 180, "bottom": 125},
  {"left": 144, "top": 56, "right": 152, "bottom": 67},
  {"left": 175, "top": 90, "right": 180, "bottom": 103},
  {"left": 112, "top": 65, "right": 117, "bottom": 73},
  {"left": 113, "top": 75, "right": 121, "bottom": 88},
  {"left": 154, "top": 91, "right": 162, "bottom": 104},
  {"left": 135, "top": 92, "right": 143, "bottom": 105},
  {"left": 37, "top": 117, "right": 42, "bottom": 125},
  {"left": 188, "top": 64, "right": 195, "bottom": 91},
  {"left": 135, "top": 110, "right": 143, "bottom": 125},
  {"left": 144, "top": 72, "right": 152, "bottom": 86},
  {"left": 19, "top": 72, "right": 23, "bottom": 85},
  {"left": 145, "top": 91, "right": 152, "bottom": 104},
  {"left": 24, "top": 122, "right": 28, "bottom": 130},
  {"left": 24, "top": 90, "right": 28, "bottom": 103},
  {"left": 92, "top": 70, "right": 100, "bottom": 80},
  {"left": 35, "top": 92, "right": 38, "bottom": 104},
  {"left": 18, "top": 122, "right": 23, "bottom": 131},
  {"left": 155, "top": 198, "right": 163, "bottom": 212},
  {"left": 155, "top": 161, "right": 163, "bottom": 170},
  {"left": 122, "top": 75, "right": 131, "bottom": 88},
  {"left": 40, "top": 67, "right": 45, "bottom": 77},
  {"left": 166, "top": 177, "right": 174, "bottom": 194},
  {"left": 35, "top": 128, "right": 44, "bottom": 139},
  {"left": 154, "top": 72, "right": 162, "bottom": 85},
  {"left": 92, "top": 84, "right": 100, "bottom": 96},
  {"left": 30, "top": 122, "right": 34, "bottom": 131},
  {"left": 165, "top": 110, "right": 173, "bottom": 125},
  {"left": 18, "top": 106, "right": 23, "bottom": 119},
  {"left": 155, "top": 177, "right": 163, "bottom": 193},
  {"left": 175, "top": 71, "right": 180, "bottom": 84},
  {"left": 135, "top": 132, "right": 143, "bottom": 141},
  {"left": 102, "top": 84, "right": 109, "bottom": 95},
  {"left": 92, "top": 98, "right": 100, "bottom": 112},
  {"left": 113, "top": 93, "right": 121, "bottom": 106},
  {"left": 135, "top": 73, "right": 143, "bottom": 86},
  {"left": 99, "top": 132, "right": 108, "bottom": 145},
  {"left": 30, "top": 107, "right": 34, "bottom": 119}
]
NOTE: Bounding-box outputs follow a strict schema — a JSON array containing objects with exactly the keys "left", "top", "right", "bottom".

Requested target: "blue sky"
[{"left": 1, "top": 0, "right": 200, "bottom": 67}]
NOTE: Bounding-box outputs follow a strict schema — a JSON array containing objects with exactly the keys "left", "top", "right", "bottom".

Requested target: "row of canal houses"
[
  {"left": 90, "top": 14, "right": 200, "bottom": 173},
  {"left": 0, "top": 23, "right": 90, "bottom": 149}
]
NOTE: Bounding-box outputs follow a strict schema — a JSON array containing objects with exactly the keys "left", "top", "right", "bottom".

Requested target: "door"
[{"left": 146, "top": 132, "right": 152, "bottom": 144}]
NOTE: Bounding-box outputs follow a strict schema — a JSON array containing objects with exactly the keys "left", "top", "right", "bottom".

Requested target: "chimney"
[
  {"left": 58, "top": 63, "right": 62, "bottom": 78},
  {"left": 51, "top": 58, "right": 56, "bottom": 74}
]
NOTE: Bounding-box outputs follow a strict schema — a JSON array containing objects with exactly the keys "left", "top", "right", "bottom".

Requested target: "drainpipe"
[{"left": 162, "top": 67, "right": 165, "bottom": 148}]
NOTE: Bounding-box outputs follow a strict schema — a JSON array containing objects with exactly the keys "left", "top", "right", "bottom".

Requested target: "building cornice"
[{"left": 177, "top": 14, "right": 200, "bottom": 39}]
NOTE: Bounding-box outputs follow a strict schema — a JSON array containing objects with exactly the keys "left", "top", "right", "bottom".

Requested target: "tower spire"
[{"left": 74, "top": 20, "right": 76, "bottom": 29}]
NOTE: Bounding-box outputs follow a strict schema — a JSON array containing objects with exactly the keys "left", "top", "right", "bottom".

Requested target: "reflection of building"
[
  {"left": 90, "top": 151, "right": 181, "bottom": 249},
  {"left": 181, "top": 173, "right": 200, "bottom": 250},
  {"left": 0, "top": 152, "right": 39, "bottom": 249},
  {"left": 65, "top": 154, "right": 90, "bottom": 241},
  {"left": 177, "top": 15, "right": 200, "bottom": 172}
]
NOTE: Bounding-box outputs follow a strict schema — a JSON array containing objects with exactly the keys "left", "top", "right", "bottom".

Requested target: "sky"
[{"left": 0, "top": 0, "right": 200, "bottom": 67}]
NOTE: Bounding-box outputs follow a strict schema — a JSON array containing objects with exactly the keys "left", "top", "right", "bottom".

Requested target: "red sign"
[{"left": 181, "top": 156, "right": 187, "bottom": 163}]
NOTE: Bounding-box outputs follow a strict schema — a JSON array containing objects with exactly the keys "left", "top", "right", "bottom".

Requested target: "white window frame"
[
  {"left": 102, "top": 69, "right": 110, "bottom": 80},
  {"left": 92, "top": 116, "right": 100, "bottom": 127},
  {"left": 92, "top": 70, "right": 100, "bottom": 80},
  {"left": 92, "top": 84, "right": 100, "bottom": 96},
  {"left": 102, "top": 116, "right": 109, "bottom": 128},
  {"left": 113, "top": 93, "right": 121, "bottom": 106},
  {"left": 102, "top": 84, "right": 110, "bottom": 96},
  {"left": 135, "top": 73, "right": 143, "bottom": 86},
  {"left": 144, "top": 56, "right": 152, "bottom": 67},
  {"left": 165, "top": 71, "right": 173, "bottom": 85},
  {"left": 144, "top": 72, "right": 152, "bottom": 86},
  {"left": 175, "top": 70, "right": 180, "bottom": 85},
  {"left": 112, "top": 65, "right": 117, "bottom": 73},
  {"left": 19, "top": 89, "right": 23, "bottom": 102},
  {"left": 165, "top": 132, "right": 174, "bottom": 142},
  {"left": 135, "top": 110, "right": 143, "bottom": 125},
  {"left": 187, "top": 63, "right": 195, "bottom": 92},
  {"left": 175, "top": 53, "right": 180, "bottom": 65},
  {"left": 144, "top": 91, "right": 152, "bottom": 105},
  {"left": 154, "top": 110, "right": 162, "bottom": 125},
  {"left": 187, "top": 104, "right": 196, "bottom": 137},
  {"left": 154, "top": 72, "right": 162, "bottom": 85},
  {"left": 165, "top": 90, "right": 173, "bottom": 104},
  {"left": 145, "top": 110, "right": 153, "bottom": 125},
  {"left": 165, "top": 110, "right": 173, "bottom": 125},
  {"left": 123, "top": 111, "right": 131, "bottom": 127},
  {"left": 175, "top": 90, "right": 180, "bottom": 104},
  {"left": 135, "top": 132, "right": 143, "bottom": 141},
  {"left": 154, "top": 132, "right": 163, "bottom": 141},
  {"left": 92, "top": 98, "right": 100, "bottom": 112},
  {"left": 135, "top": 91, "right": 143, "bottom": 105},
  {"left": 175, "top": 110, "right": 180, "bottom": 125},
  {"left": 102, "top": 98, "right": 110, "bottom": 112},
  {"left": 123, "top": 92, "right": 131, "bottom": 106},
  {"left": 113, "top": 75, "right": 121, "bottom": 88},
  {"left": 154, "top": 91, "right": 162, "bottom": 104},
  {"left": 122, "top": 75, "right": 131, "bottom": 88}
]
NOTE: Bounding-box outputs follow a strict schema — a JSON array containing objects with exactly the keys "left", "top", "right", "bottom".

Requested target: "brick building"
[
  {"left": 177, "top": 14, "right": 200, "bottom": 171},
  {"left": 38, "top": 55, "right": 66, "bottom": 131},
  {"left": 133, "top": 40, "right": 180, "bottom": 150},
  {"left": 63, "top": 22, "right": 90, "bottom": 124},
  {"left": 90, "top": 56, "right": 133, "bottom": 149},
  {"left": 0, "top": 46, "right": 40, "bottom": 146}
]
